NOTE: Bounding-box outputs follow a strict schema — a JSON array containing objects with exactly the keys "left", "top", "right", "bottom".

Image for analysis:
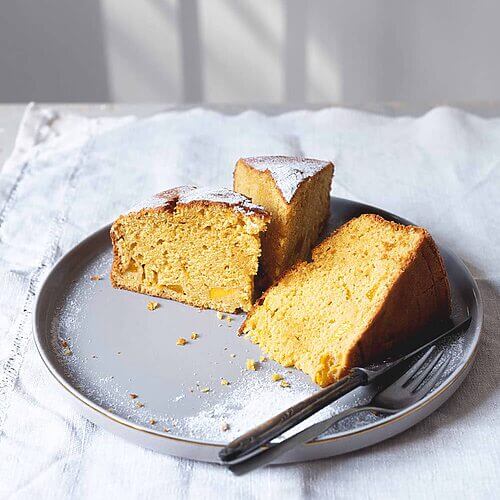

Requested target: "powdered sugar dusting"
[
  {"left": 127, "top": 186, "right": 194, "bottom": 213},
  {"left": 243, "top": 156, "right": 332, "bottom": 203},
  {"left": 178, "top": 186, "right": 265, "bottom": 216},
  {"left": 175, "top": 367, "right": 372, "bottom": 442},
  {"left": 46, "top": 229, "right": 471, "bottom": 447},
  {"left": 173, "top": 331, "right": 465, "bottom": 442},
  {"left": 129, "top": 186, "right": 266, "bottom": 217}
]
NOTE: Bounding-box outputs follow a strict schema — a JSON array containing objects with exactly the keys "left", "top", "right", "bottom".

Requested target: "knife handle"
[{"left": 219, "top": 368, "right": 367, "bottom": 463}]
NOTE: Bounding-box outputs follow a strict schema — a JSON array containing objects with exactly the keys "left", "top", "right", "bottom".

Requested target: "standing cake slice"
[
  {"left": 110, "top": 186, "right": 269, "bottom": 313},
  {"left": 234, "top": 156, "right": 334, "bottom": 289},
  {"left": 240, "top": 214, "right": 451, "bottom": 387}
]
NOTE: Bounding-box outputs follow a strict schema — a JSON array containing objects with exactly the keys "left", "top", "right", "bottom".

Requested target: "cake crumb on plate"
[{"left": 246, "top": 358, "right": 256, "bottom": 371}]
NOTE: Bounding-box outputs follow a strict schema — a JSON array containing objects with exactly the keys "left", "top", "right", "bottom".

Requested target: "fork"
[
  {"left": 220, "top": 317, "right": 470, "bottom": 464},
  {"left": 229, "top": 346, "right": 451, "bottom": 475}
]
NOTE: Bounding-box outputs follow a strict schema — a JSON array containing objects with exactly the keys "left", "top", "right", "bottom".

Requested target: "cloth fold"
[{"left": 0, "top": 104, "right": 498, "bottom": 499}]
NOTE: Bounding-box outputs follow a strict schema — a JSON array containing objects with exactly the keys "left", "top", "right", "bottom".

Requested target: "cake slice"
[
  {"left": 234, "top": 156, "right": 334, "bottom": 289},
  {"left": 240, "top": 214, "right": 451, "bottom": 387},
  {"left": 110, "top": 186, "right": 269, "bottom": 313}
]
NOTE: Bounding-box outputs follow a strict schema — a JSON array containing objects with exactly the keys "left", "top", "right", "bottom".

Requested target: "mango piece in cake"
[{"left": 110, "top": 186, "right": 269, "bottom": 313}]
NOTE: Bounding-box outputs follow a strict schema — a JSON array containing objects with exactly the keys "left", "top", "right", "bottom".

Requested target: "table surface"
[
  {"left": 3, "top": 101, "right": 500, "bottom": 168},
  {"left": 1, "top": 102, "right": 498, "bottom": 499}
]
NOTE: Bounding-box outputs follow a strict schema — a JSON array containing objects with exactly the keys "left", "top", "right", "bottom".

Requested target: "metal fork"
[
  {"left": 229, "top": 346, "right": 451, "bottom": 475},
  {"left": 220, "top": 318, "right": 470, "bottom": 464}
]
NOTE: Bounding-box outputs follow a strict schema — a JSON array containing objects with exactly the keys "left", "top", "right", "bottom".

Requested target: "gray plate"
[{"left": 33, "top": 197, "right": 483, "bottom": 464}]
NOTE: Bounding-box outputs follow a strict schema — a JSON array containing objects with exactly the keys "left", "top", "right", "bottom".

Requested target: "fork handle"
[
  {"left": 230, "top": 406, "right": 397, "bottom": 475},
  {"left": 219, "top": 368, "right": 367, "bottom": 463}
]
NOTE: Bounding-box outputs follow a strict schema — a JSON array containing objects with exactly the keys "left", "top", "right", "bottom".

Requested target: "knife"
[{"left": 219, "top": 316, "right": 471, "bottom": 463}]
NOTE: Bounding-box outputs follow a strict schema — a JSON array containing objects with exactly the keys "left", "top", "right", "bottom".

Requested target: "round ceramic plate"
[{"left": 33, "top": 197, "right": 482, "bottom": 464}]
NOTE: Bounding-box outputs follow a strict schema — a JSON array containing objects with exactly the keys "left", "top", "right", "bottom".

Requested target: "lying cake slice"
[
  {"left": 110, "top": 186, "right": 270, "bottom": 313},
  {"left": 234, "top": 156, "right": 334, "bottom": 289},
  {"left": 240, "top": 214, "right": 451, "bottom": 387}
]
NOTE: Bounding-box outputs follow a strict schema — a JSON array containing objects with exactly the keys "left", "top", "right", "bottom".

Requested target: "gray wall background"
[{"left": 1, "top": 0, "right": 499, "bottom": 104}]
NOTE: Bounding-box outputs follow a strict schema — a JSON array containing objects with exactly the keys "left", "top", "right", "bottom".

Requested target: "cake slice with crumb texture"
[
  {"left": 240, "top": 214, "right": 451, "bottom": 386},
  {"left": 234, "top": 156, "right": 334, "bottom": 289},
  {"left": 110, "top": 186, "right": 269, "bottom": 313}
]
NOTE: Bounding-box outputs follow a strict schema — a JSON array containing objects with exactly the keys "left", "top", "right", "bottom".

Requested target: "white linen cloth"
[{"left": 0, "top": 104, "right": 498, "bottom": 499}]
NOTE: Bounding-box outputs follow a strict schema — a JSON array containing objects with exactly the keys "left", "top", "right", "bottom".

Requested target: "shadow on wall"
[
  {"left": 0, "top": 1, "right": 110, "bottom": 102},
  {"left": 1, "top": 0, "right": 500, "bottom": 103},
  {"left": 306, "top": 0, "right": 500, "bottom": 103}
]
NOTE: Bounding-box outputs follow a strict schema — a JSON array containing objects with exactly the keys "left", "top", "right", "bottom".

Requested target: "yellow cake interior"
[
  {"left": 234, "top": 158, "right": 333, "bottom": 288},
  {"left": 111, "top": 203, "right": 268, "bottom": 313},
  {"left": 241, "top": 214, "right": 436, "bottom": 386}
]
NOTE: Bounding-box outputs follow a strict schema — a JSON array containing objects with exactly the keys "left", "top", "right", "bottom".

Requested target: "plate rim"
[{"left": 32, "top": 196, "right": 484, "bottom": 451}]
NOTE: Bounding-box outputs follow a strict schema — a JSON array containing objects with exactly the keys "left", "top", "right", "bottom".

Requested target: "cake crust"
[
  {"left": 240, "top": 214, "right": 451, "bottom": 386},
  {"left": 110, "top": 186, "right": 269, "bottom": 313},
  {"left": 238, "top": 156, "right": 333, "bottom": 204},
  {"left": 129, "top": 185, "right": 269, "bottom": 219},
  {"left": 234, "top": 156, "right": 334, "bottom": 289}
]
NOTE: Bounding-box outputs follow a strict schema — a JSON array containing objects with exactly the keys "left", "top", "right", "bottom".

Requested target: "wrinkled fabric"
[{"left": 0, "top": 104, "right": 498, "bottom": 499}]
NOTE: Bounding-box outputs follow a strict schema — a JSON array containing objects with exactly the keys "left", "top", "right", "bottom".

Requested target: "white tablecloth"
[{"left": 0, "top": 104, "right": 498, "bottom": 499}]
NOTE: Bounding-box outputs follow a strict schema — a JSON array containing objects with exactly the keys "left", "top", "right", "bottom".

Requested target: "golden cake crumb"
[
  {"left": 163, "top": 427, "right": 170, "bottom": 433},
  {"left": 221, "top": 421, "right": 230, "bottom": 432},
  {"left": 147, "top": 301, "right": 159, "bottom": 311},
  {"left": 226, "top": 316, "right": 233, "bottom": 324},
  {"left": 149, "top": 418, "right": 156, "bottom": 425},
  {"left": 90, "top": 274, "right": 102, "bottom": 281},
  {"left": 110, "top": 187, "right": 269, "bottom": 313},
  {"left": 190, "top": 332, "right": 199, "bottom": 340},
  {"left": 246, "top": 358, "right": 256, "bottom": 371},
  {"left": 271, "top": 373, "right": 283, "bottom": 382},
  {"left": 240, "top": 213, "right": 451, "bottom": 387},
  {"left": 280, "top": 380, "right": 290, "bottom": 388},
  {"left": 220, "top": 378, "right": 230, "bottom": 386},
  {"left": 200, "top": 387, "right": 210, "bottom": 393},
  {"left": 135, "top": 402, "right": 144, "bottom": 408},
  {"left": 62, "top": 347, "right": 72, "bottom": 356},
  {"left": 259, "top": 356, "right": 267, "bottom": 362},
  {"left": 176, "top": 337, "right": 188, "bottom": 346},
  {"left": 234, "top": 156, "right": 334, "bottom": 289},
  {"left": 216, "top": 311, "right": 224, "bottom": 320},
  {"left": 129, "top": 393, "right": 138, "bottom": 399}
]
